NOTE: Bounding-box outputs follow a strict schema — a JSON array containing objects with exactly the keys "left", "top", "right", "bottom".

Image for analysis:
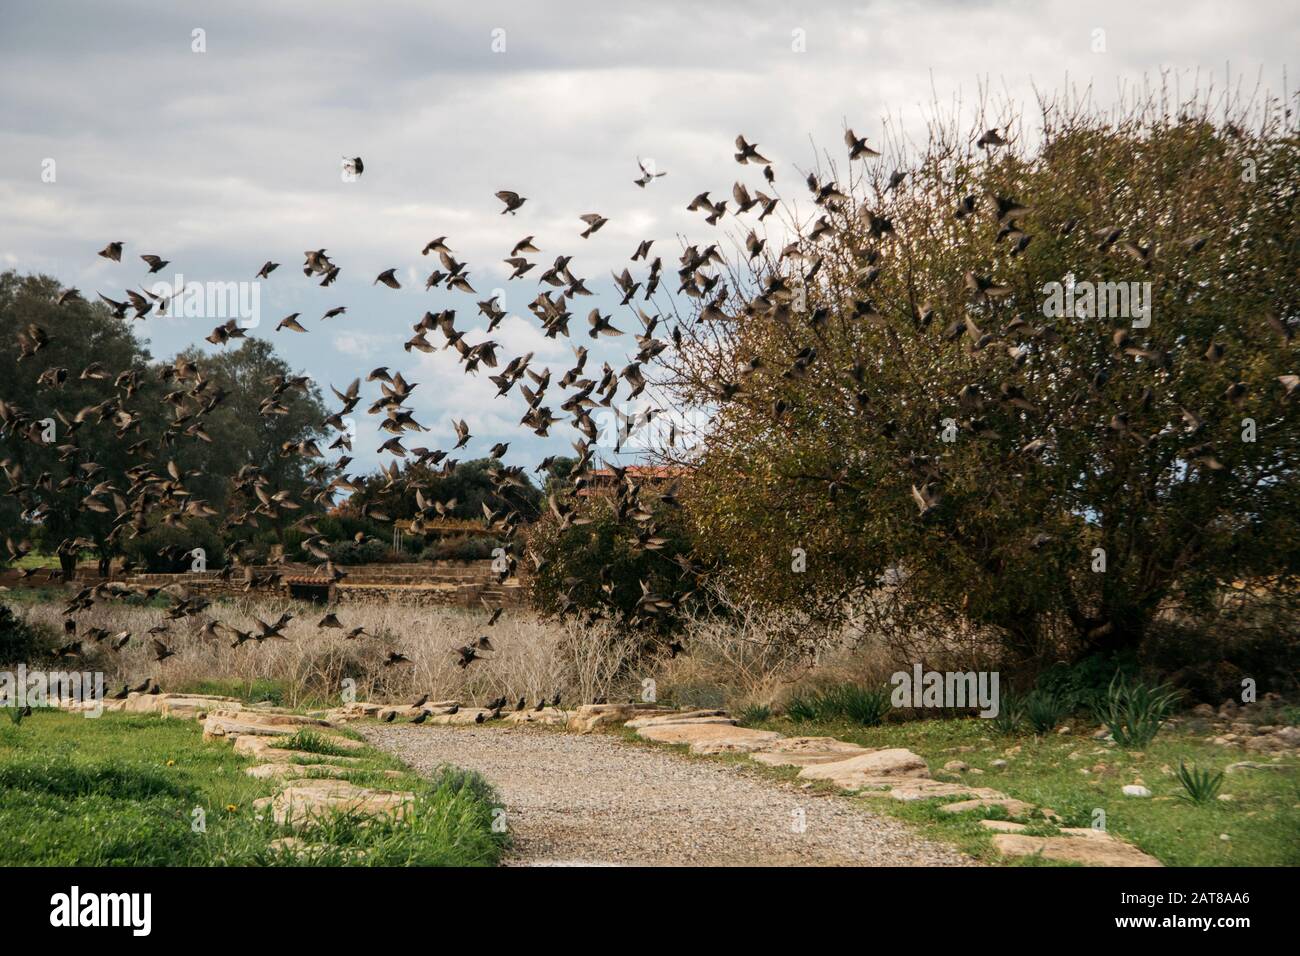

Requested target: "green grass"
[
  {"left": 0, "top": 709, "right": 507, "bottom": 866},
  {"left": 172, "top": 677, "right": 338, "bottom": 711},
  {"left": 737, "top": 716, "right": 1300, "bottom": 866},
  {"left": 9, "top": 551, "right": 71, "bottom": 569},
  {"left": 1, "top": 585, "right": 173, "bottom": 611},
  {"left": 174, "top": 678, "right": 290, "bottom": 707},
  {"left": 0, "top": 586, "right": 69, "bottom": 606},
  {"left": 273, "top": 729, "right": 361, "bottom": 758}
]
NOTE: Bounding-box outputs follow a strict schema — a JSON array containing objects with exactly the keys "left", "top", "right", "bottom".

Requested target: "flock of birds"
[
  {"left": 388, "top": 689, "right": 569, "bottom": 724},
  {"left": 2, "top": 131, "right": 823, "bottom": 700},
  {"left": 3, "top": 124, "right": 1296, "bottom": 706}
]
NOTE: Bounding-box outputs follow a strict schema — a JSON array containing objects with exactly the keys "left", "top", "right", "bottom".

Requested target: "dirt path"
[{"left": 363, "top": 724, "right": 974, "bottom": 866}]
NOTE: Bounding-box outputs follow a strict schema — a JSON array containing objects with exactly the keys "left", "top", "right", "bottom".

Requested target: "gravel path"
[{"left": 363, "top": 724, "right": 975, "bottom": 867}]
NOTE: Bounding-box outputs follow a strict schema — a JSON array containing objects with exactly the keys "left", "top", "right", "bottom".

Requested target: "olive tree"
[{"left": 656, "top": 88, "right": 1299, "bottom": 669}]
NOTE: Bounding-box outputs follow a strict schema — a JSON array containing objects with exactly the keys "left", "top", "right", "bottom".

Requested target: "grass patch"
[
  {"left": 10, "top": 551, "right": 73, "bottom": 569},
  {"left": 173, "top": 678, "right": 294, "bottom": 707},
  {"left": 0, "top": 709, "right": 506, "bottom": 866},
  {"left": 739, "top": 715, "right": 1300, "bottom": 867},
  {"left": 272, "top": 729, "right": 359, "bottom": 758}
]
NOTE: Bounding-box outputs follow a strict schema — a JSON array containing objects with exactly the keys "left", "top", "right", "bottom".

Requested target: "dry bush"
[
  {"left": 14, "top": 596, "right": 641, "bottom": 708},
  {"left": 648, "top": 585, "right": 1032, "bottom": 711},
  {"left": 649, "top": 591, "right": 886, "bottom": 709},
  {"left": 11, "top": 583, "right": 1073, "bottom": 714}
]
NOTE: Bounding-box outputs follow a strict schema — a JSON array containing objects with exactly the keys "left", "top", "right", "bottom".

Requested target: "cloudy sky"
[{"left": 0, "top": 0, "right": 1294, "bottom": 475}]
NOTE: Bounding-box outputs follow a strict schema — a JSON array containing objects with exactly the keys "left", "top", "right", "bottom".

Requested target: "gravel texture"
[{"left": 363, "top": 724, "right": 976, "bottom": 867}]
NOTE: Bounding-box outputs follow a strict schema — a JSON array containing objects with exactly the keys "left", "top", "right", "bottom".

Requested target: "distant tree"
[
  {"left": 167, "top": 338, "right": 329, "bottom": 552},
  {"left": 539, "top": 456, "right": 578, "bottom": 497},
  {"left": 0, "top": 272, "right": 328, "bottom": 576},
  {"left": 349, "top": 457, "right": 542, "bottom": 527},
  {"left": 0, "top": 272, "right": 160, "bottom": 576}
]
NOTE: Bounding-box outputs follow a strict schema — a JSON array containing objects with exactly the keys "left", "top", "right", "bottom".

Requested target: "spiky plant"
[
  {"left": 1175, "top": 760, "right": 1225, "bottom": 804},
  {"left": 1094, "top": 674, "right": 1181, "bottom": 748}
]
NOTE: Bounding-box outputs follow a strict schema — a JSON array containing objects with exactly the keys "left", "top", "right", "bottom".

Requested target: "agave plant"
[
  {"left": 992, "top": 692, "right": 1027, "bottom": 735},
  {"left": 784, "top": 692, "right": 819, "bottom": 723},
  {"left": 1175, "top": 760, "right": 1225, "bottom": 804},
  {"left": 1094, "top": 674, "right": 1181, "bottom": 748},
  {"left": 1024, "top": 687, "right": 1073, "bottom": 735},
  {"left": 782, "top": 683, "right": 890, "bottom": 726},
  {"left": 825, "top": 684, "right": 891, "bottom": 726}
]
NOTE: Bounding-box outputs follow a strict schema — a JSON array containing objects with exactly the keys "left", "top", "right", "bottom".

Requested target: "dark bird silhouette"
[
  {"left": 844, "top": 128, "right": 880, "bottom": 159},
  {"left": 496, "top": 190, "right": 527, "bottom": 214},
  {"left": 734, "top": 135, "right": 771, "bottom": 164},
  {"left": 579, "top": 213, "right": 608, "bottom": 238}
]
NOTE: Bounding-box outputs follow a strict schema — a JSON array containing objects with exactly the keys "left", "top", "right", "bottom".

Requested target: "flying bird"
[
  {"left": 844, "top": 128, "right": 880, "bottom": 160},
  {"left": 579, "top": 213, "right": 608, "bottom": 238},
  {"left": 496, "top": 190, "right": 527, "bottom": 214},
  {"left": 734, "top": 135, "right": 771, "bottom": 164}
]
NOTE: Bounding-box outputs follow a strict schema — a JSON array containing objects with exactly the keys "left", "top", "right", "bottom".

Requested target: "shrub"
[
  {"left": 1094, "top": 674, "right": 1181, "bottom": 747},
  {"left": 0, "top": 602, "right": 50, "bottom": 666},
  {"left": 526, "top": 494, "right": 699, "bottom": 632},
  {"left": 738, "top": 703, "right": 773, "bottom": 725},
  {"left": 418, "top": 537, "right": 505, "bottom": 562},
  {"left": 120, "top": 519, "right": 225, "bottom": 572},
  {"left": 1035, "top": 655, "right": 1138, "bottom": 716},
  {"left": 325, "top": 538, "right": 391, "bottom": 565},
  {"left": 831, "top": 684, "right": 891, "bottom": 725},
  {"left": 1146, "top": 612, "right": 1300, "bottom": 704}
]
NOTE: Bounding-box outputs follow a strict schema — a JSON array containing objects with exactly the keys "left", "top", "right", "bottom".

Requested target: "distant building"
[{"left": 577, "top": 464, "right": 693, "bottom": 497}]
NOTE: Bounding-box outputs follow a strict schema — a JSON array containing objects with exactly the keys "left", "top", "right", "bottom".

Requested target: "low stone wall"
[
  {"left": 334, "top": 581, "right": 527, "bottom": 609},
  {"left": 2, "top": 561, "right": 529, "bottom": 609},
  {"left": 126, "top": 561, "right": 527, "bottom": 609}
]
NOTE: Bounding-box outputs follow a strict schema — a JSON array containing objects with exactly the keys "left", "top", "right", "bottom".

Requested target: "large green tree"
[{"left": 661, "top": 92, "right": 1299, "bottom": 668}]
